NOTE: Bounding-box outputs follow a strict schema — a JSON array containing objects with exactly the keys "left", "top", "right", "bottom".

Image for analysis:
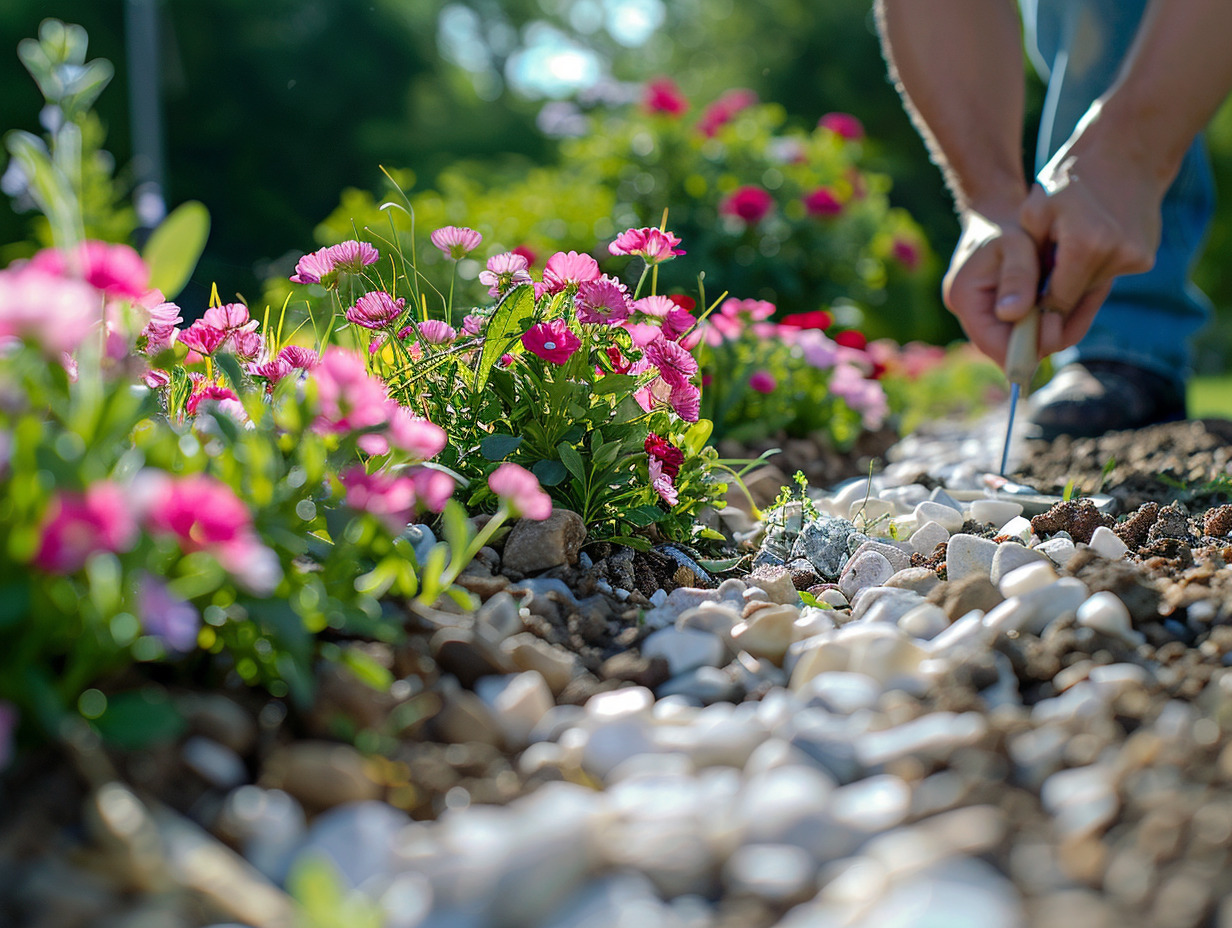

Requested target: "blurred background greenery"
[{"left": 2, "top": 0, "right": 1231, "bottom": 370}]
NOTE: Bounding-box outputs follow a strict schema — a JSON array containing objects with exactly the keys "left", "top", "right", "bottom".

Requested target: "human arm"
[
  {"left": 1022, "top": 0, "right": 1232, "bottom": 355},
  {"left": 874, "top": 0, "right": 1042, "bottom": 366}
]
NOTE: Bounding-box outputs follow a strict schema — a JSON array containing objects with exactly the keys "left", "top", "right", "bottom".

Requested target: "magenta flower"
[
  {"left": 749, "top": 370, "right": 777, "bottom": 394},
  {"left": 278, "top": 345, "right": 319, "bottom": 370},
  {"left": 522, "top": 320, "right": 581, "bottom": 365},
  {"left": 478, "top": 252, "right": 533, "bottom": 297},
  {"left": 661, "top": 308, "right": 697, "bottom": 342},
  {"left": 819, "top": 112, "right": 864, "bottom": 141},
  {"left": 249, "top": 356, "right": 293, "bottom": 387},
  {"left": 633, "top": 369, "right": 701, "bottom": 423},
  {"left": 632, "top": 295, "right": 675, "bottom": 318},
  {"left": 462, "top": 314, "right": 487, "bottom": 336},
  {"left": 0, "top": 266, "right": 100, "bottom": 354},
  {"left": 891, "top": 236, "right": 922, "bottom": 271},
  {"left": 387, "top": 405, "right": 448, "bottom": 460},
  {"left": 489, "top": 463, "right": 552, "bottom": 520},
  {"left": 575, "top": 275, "right": 631, "bottom": 325},
  {"left": 644, "top": 336, "right": 699, "bottom": 388},
  {"left": 290, "top": 240, "right": 379, "bottom": 287},
  {"left": 178, "top": 321, "right": 228, "bottom": 356},
  {"left": 697, "top": 88, "right": 759, "bottom": 137},
  {"left": 608, "top": 227, "right": 685, "bottom": 265},
  {"left": 643, "top": 77, "right": 688, "bottom": 117},
  {"left": 411, "top": 467, "right": 457, "bottom": 514},
  {"left": 185, "top": 380, "right": 240, "bottom": 416},
  {"left": 143, "top": 368, "right": 171, "bottom": 389},
  {"left": 347, "top": 290, "right": 405, "bottom": 330},
  {"left": 542, "top": 251, "right": 601, "bottom": 295},
  {"left": 831, "top": 363, "right": 889, "bottom": 430},
  {"left": 230, "top": 329, "right": 263, "bottom": 360},
  {"left": 430, "top": 226, "right": 483, "bottom": 260},
  {"left": 137, "top": 574, "right": 201, "bottom": 652},
  {"left": 669, "top": 380, "right": 701, "bottom": 422},
  {"left": 0, "top": 702, "right": 15, "bottom": 771},
  {"left": 719, "top": 186, "right": 774, "bottom": 225},
  {"left": 341, "top": 467, "right": 419, "bottom": 533},
  {"left": 35, "top": 482, "right": 138, "bottom": 574},
  {"left": 30, "top": 241, "right": 150, "bottom": 301},
  {"left": 649, "top": 457, "right": 679, "bottom": 506},
  {"left": 624, "top": 321, "right": 662, "bottom": 348},
  {"left": 803, "top": 187, "right": 844, "bottom": 217}
]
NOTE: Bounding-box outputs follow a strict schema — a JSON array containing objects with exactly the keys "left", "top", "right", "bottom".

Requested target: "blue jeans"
[{"left": 1022, "top": 0, "right": 1214, "bottom": 387}]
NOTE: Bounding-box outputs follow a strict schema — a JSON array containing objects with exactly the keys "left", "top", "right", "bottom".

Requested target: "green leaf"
[
  {"left": 479, "top": 433, "right": 523, "bottom": 461},
  {"left": 605, "top": 535, "right": 652, "bottom": 551},
  {"left": 532, "top": 459, "right": 568, "bottom": 487},
  {"left": 680, "top": 418, "right": 715, "bottom": 455},
  {"left": 622, "top": 504, "right": 665, "bottom": 527},
  {"left": 143, "top": 201, "right": 211, "bottom": 300},
  {"left": 440, "top": 499, "right": 472, "bottom": 559},
  {"left": 339, "top": 648, "right": 394, "bottom": 693},
  {"left": 592, "top": 374, "right": 638, "bottom": 396},
  {"left": 699, "top": 555, "right": 743, "bottom": 572},
  {"left": 91, "top": 688, "right": 187, "bottom": 750},
  {"left": 475, "top": 284, "right": 535, "bottom": 393},
  {"left": 556, "top": 441, "right": 586, "bottom": 484}
]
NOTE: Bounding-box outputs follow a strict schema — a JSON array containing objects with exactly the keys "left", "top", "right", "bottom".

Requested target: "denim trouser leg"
[{"left": 1022, "top": 0, "right": 1214, "bottom": 387}]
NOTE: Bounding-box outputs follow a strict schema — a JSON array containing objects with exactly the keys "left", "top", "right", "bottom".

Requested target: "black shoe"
[{"left": 1026, "top": 361, "right": 1187, "bottom": 440}]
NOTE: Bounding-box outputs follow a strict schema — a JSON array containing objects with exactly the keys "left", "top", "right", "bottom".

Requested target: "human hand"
[
  {"left": 1019, "top": 122, "right": 1164, "bottom": 357},
  {"left": 942, "top": 205, "right": 1041, "bottom": 368}
]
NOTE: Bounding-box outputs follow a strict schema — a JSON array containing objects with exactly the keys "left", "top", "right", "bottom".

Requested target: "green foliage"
[{"left": 143, "top": 200, "right": 210, "bottom": 300}]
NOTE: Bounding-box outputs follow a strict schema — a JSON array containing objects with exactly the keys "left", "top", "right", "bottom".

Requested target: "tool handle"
[{"left": 1004, "top": 306, "right": 1040, "bottom": 391}]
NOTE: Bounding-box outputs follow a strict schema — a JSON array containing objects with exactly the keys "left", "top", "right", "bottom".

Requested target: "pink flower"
[
  {"left": 697, "top": 88, "right": 758, "bottom": 137},
  {"left": 430, "top": 226, "right": 483, "bottom": 260},
  {"left": 489, "top": 463, "right": 552, "bottom": 520},
  {"left": 719, "top": 186, "right": 774, "bottom": 225},
  {"left": 830, "top": 363, "right": 888, "bottom": 430},
  {"left": 327, "top": 240, "right": 380, "bottom": 274},
  {"left": 479, "top": 252, "right": 533, "bottom": 297},
  {"left": 661, "top": 308, "right": 697, "bottom": 342},
  {"left": 411, "top": 467, "right": 456, "bottom": 514},
  {"left": 632, "top": 295, "right": 675, "bottom": 318},
  {"left": 137, "top": 574, "right": 201, "bottom": 652},
  {"left": 0, "top": 265, "right": 100, "bottom": 354},
  {"left": 608, "top": 227, "right": 685, "bottom": 265},
  {"left": 522, "top": 320, "right": 581, "bottom": 365},
  {"left": 632, "top": 362, "right": 701, "bottom": 422},
  {"left": 278, "top": 345, "right": 319, "bottom": 370},
  {"left": 249, "top": 356, "right": 292, "bottom": 386},
  {"left": 178, "top": 321, "right": 228, "bottom": 355},
  {"left": 145, "top": 300, "right": 183, "bottom": 328},
  {"left": 290, "top": 240, "right": 379, "bottom": 286},
  {"left": 624, "top": 322, "right": 662, "bottom": 348},
  {"left": 649, "top": 457, "right": 679, "bottom": 506},
  {"left": 143, "top": 368, "right": 171, "bottom": 389},
  {"left": 803, "top": 187, "right": 844, "bottom": 217},
  {"left": 347, "top": 290, "right": 405, "bottom": 329},
  {"left": 643, "top": 77, "right": 688, "bottom": 117},
  {"left": 30, "top": 241, "right": 150, "bottom": 301},
  {"left": 574, "top": 275, "right": 631, "bottom": 325},
  {"left": 645, "top": 433, "right": 684, "bottom": 480},
  {"left": 669, "top": 380, "right": 701, "bottom": 421},
  {"left": 644, "top": 336, "right": 699, "bottom": 388},
  {"left": 186, "top": 380, "right": 240, "bottom": 416},
  {"left": 542, "top": 251, "right": 601, "bottom": 295},
  {"left": 230, "top": 329, "right": 263, "bottom": 359},
  {"left": 409, "top": 319, "right": 457, "bottom": 345},
  {"left": 819, "top": 112, "right": 864, "bottom": 140},
  {"left": 311, "top": 346, "right": 391, "bottom": 435},
  {"left": 340, "top": 467, "right": 418, "bottom": 533},
  {"left": 387, "top": 405, "right": 447, "bottom": 460},
  {"left": 35, "top": 482, "right": 138, "bottom": 574},
  {"left": 202, "top": 302, "right": 257, "bottom": 333},
  {"left": 462, "top": 314, "right": 487, "bottom": 336},
  {"left": 0, "top": 701, "right": 15, "bottom": 771},
  {"left": 749, "top": 370, "right": 777, "bottom": 394}
]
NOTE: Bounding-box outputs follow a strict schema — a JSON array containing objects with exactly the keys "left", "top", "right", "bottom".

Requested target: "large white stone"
[
  {"left": 945, "top": 533, "right": 999, "bottom": 583},
  {"left": 997, "top": 515, "right": 1034, "bottom": 543},
  {"left": 898, "top": 603, "right": 950, "bottom": 640},
  {"left": 968, "top": 499, "right": 1023, "bottom": 526},
  {"left": 913, "top": 501, "right": 964, "bottom": 533},
  {"left": 909, "top": 520, "right": 950, "bottom": 556},
  {"left": 990, "top": 542, "right": 1049, "bottom": 585},
  {"left": 1036, "top": 536, "right": 1077, "bottom": 569},
  {"left": 732, "top": 604, "right": 800, "bottom": 665},
  {"left": 998, "top": 560, "right": 1059, "bottom": 598},
  {"left": 641, "top": 627, "right": 727, "bottom": 677},
  {"left": 838, "top": 551, "right": 896, "bottom": 601}
]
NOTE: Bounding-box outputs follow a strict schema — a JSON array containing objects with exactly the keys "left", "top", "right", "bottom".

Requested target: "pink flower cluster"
[
  {"left": 643, "top": 77, "right": 688, "bottom": 117},
  {"left": 341, "top": 465, "right": 455, "bottom": 533},
  {"left": 0, "top": 263, "right": 101, "bottom": 354},
  {"left": 698, "top": 88, "right": 758, "bottom": 137},
  {"left": 34, "top": 481, "right": 139, "bottom": 574},
  {"left": 608, "top": 227, "right": 685, "bottom": 266},
  {"left": 430, "top": 226, "right": 483, "bottom": 260},
  {"left": 488, "top": 463, "right": 551, "bottom": 520},
  {"left": 719, "top": 186, "right": 774, "bottom": 225},
  {"left": 178, "top": 302, "right": 261, "bottom": 359},
  {"left": 479, "top": 252, "right": 533, "bottom": 297},
  {"left": 290, "top": 240, "right": 379, "bottom": 287}
]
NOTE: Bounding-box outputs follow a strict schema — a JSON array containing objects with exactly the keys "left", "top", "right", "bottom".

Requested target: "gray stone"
[
  {"left": 475, "top": 671, "right": 555, "bottom": 749},
  {"left": 850, "top": 586, "right": 927, "bottom": 624},
  {"left": 501, "top": 508, "right": 587, "bottom": 575},
  {"left": 182, "top": 736, "right": 247, "bottom": 790},
  {"left": 898, "top": 602, "right": 950, "bottom": 639},
  {"left": 914, "top": 500, "right": 963, "bottom": 533},
  {"left": 849, "top": 540, "right": 912, "bottom": 573},
  {"left": 884, "top": 566, "right": 942, "bottom": 597},
  {"left": 501, "top": 633, "right": 581, "bottom": 695},
  {"left": 217, "top": 786, "right": 306, "bottom": 884},
  {"left": 259, "top": 742, "right": 381, "bottom": 811},
  {"left": 724, "top": 843, "right": 816, "bottom": 904},
  {"left": 657, "top": 665, "right": 743, "bottom": 704},
  {"left": 910, "top": 520, "right": 950, "bottom": 556},
  {"left": 745, "top": 564, "right": 800, "bottom": 605},
  {"left": 838, "top": 551, "right": 895, "bottom": 601},
  {"left": 928, "top": 486, "right": 964, "bottom": 513},
  {"left": 802, "top": 671, "right": 882, "bottom": 714},
  {"left": 642, "top": 627, "right": 727, "bottom": 676},
  {"left": 990, "top": 542, "right": 1049, "bottom": 586},
  {"left": 790, "top": 516, "right": 860, "bottom": 580},
  {"left": 292, "top": 801, "right": 412, "bottom": 890},
  {"left": 968, "top": 499, "right": 1023, "bottom": 527}
]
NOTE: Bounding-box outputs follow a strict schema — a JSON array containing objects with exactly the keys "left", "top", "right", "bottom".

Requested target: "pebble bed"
[{"left": 6, "top": 440, "right": 1232, "bottom": 928}]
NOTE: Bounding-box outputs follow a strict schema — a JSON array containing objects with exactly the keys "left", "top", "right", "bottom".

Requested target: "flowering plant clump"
[{"left": 285, "top": 197, "right": 730, "bottom": 546}]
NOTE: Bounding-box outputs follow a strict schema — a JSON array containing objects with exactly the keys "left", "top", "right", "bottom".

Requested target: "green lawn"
[{"left": 1190, "top": 375, "right": 1232, "bottom": 418}]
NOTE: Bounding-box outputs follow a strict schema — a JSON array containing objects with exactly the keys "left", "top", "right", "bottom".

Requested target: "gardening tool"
[{"left": 998, "top": 249, "right": 1054, "bottom": 476}]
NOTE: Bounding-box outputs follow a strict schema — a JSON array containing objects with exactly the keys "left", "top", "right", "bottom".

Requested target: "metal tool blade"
[{"left": 999, "top": 381, "right": 1019, "bottom": 477}]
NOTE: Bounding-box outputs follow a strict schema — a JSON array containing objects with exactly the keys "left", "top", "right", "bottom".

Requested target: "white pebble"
[
  {"left": 1076, "top": 591, "right": 1145, "bottom": 646},
  {"left": 898, "top": 603, "right": 950, "bottom": 640},
  {"left": 838, "top": 551, "right": 895, "bottom": 601},
  {"left": 642, "top": 627, "right": 727, "bottom": 676},
  {"left": 1036, "top": 536, "right": 1077, "bottom": 568},
  {"left": 968, "top": 499, "right": 1023, "bottom": 526},
  {"left": 1087, "top": 525, "right": 1128, "bottom": 560},
  {"left": 997, "top": 515, "right": 1034, "bottom": 543},
  {"left": 998, "top": 560, "right": 1058, "bottom": 598},
  {"left": 945, "top": 533, "right": 999, "bottom": 583},
  {"left": 913, "top": 501, "right": 963, "bottom": 533},
  {"left": 909, "top": 520, "right": 950, "bottom": 556}
]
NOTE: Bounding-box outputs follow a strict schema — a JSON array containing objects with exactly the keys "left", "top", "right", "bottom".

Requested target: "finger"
[
  {"left": 1018, "top": 185, "right": 1052, "bottom": 245},
  {"left": 1036, "top": 283, "right": 1110, "bottom": 357},
  {"left": 993, "top": 233, "right": 1041, "bottom": 323},
  {"left": 1039, "top": 221, "right": 1113, "bottom": 316}
]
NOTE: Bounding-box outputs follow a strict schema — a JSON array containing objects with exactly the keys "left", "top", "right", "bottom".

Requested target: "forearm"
[
  {"left": 1077, "top": 0, "right": 1232, "bottom": 189},
  {"left": 874, "top": 0, "right": 1028, "bottom": 215}
]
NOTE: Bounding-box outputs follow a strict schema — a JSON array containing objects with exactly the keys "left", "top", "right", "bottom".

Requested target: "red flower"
[
  {"left": 803, "top": 187, "right": 844, "bottom": 217},
  {"left": 697, "top": 88, "right": 758, "bottom": 137},
  {"left": 749, "top": 371, "right": 776, "bottom": 394},
  {"left": 643, "top": 77, "right": 688, "bottom": 117},
  {"left": 667, "top": 294, "right": 696, "bottom": 312},
  {"left": 819, "top": 112, "right": 864, "bottom": 141},
  {"left": 511, "top": 245, "right": 537, "bottom": 267},
  {"left": 834, "top": 330, "right": 867, "bottom": 350},
  {"left": 719, "top": 186, "right": 774, "bottom": 225},
  {"left": 779, "top": 310, "right": 833, "bottom": 330},
  {"left": 644, "top": 433, "right": 684, "bottom": 480}
]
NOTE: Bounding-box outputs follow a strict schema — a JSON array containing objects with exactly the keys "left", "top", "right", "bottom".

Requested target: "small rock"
[
  {"left": 176, "top": 693, "right": 258, "bottom": 755},
  {"left": 217, "top": 786, "right": 307, "bottom": 884},
  {"left": 945, "top": 534, "right": 999, "bottom": 583},
  {"left": 1076, "top": 591, "right": 1145, "bottom": 647},
  {"left": 838, "top": 551, "right": 896, "bottom": 600},
  {"left": 969, "top": 499, "right": 1023, "bottom": 526},
  {"left": 501, "top": 633, "right": 581, "bottom": 695},
  {"left": 909, "top": 520, "right": 950, "bottom": 556},
  {"left": 999, "top": 560, "right": 1060, "bottom": 598},
  {"left": 502, "top": 509, "right": 587, "bottom": 576},
  {"left": 657, "top": 665, "right": 743, "bottom": 704},
  {"left": 732, "top": 604, "right": 799, "bottom": 665},
  {"left": 990, "top": 542, "right": 1048, "bottom": 586},
  {"left": 182, "top": 736, "right": 248, "bottom": 790},
  {"left": 430, "top": 628, "right": 511, "bottom": 688},
  {"left": 929, "top": 574, "right": 1003, "bottom": 622},
  {"left": 898, "top": 603, "right": 950, "bottom": 639},
  {"left": 641, "top": 627, "right": 727, "bottom": 676},
  {"left": 790, "top": 517, "right": 860, "bottom": 580},
  {"left": 724, "top": 843, "right": 816, "bottom": 904},
  {"left": 803, "top": 671, "right": 882, "bottom": 714},
  {"left": 746, "top": 565, "right": 801, "bottom": 605},
  {"left": 849, "top": 540, "right": 912, "bottom": 573},
  {"left": 1031, "top": 499, "right": 1114, "bottom": 544},
  {"left": 475, "top": 592, "right": 523, "bottom": 643},
  {"left": 1037, "top": 536, "right": 1077, "bottom": 568},
  {"left": 291, "top": 801, "right": 412, "bottom": 891},
  {"left": 851, "top": 587, "right": 926, "bottom": 625},
  {"left": 260, "top": 743, "right": 381, "bottom": 811},
  {"left": 600, "top": 651, "right": 671, "bottom": 689},
  {"left": 433, "top": 688, "right": 506, "bottom": 747},
  {"left": 914, "top": 501, "right": 964, "bottom": 533},
  {"left": 1087, "top": 525, "right": 1129, "bottom": 560},
  {"left": 884, "top": 566, "right": 941, "bottom": 597},
  {"left": 475, "top": 671, "right": 555, "bottom": 749},
  {"left": 998, "top": 515, "right": 1034, "bottom": 543}
]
